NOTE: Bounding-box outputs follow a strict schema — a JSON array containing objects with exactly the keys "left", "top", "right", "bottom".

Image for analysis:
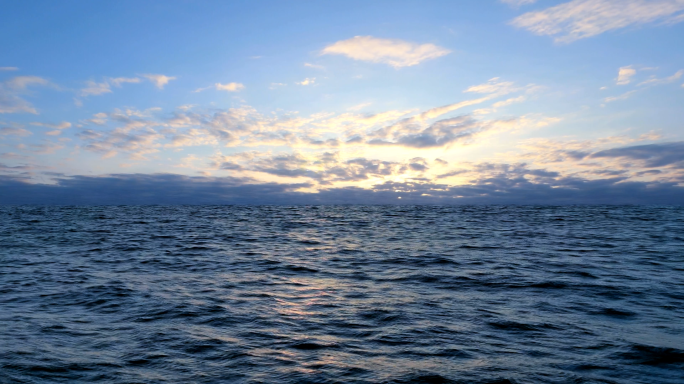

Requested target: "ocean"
[{"left": 1, "top": 205, "right": 683, "bottom": 383}]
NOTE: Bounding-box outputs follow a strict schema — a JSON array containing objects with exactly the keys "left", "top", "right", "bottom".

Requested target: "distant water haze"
[{"left": 1, "top": 205, "right": 683, "bottom": 383}]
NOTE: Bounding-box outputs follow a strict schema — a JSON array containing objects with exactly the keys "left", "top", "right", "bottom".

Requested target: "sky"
[{"left": 1, "top": 0, "right": 684, "bottom": 204}]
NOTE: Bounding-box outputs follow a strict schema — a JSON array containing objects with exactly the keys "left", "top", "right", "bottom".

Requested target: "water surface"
[{"left": 1, "top": 206, "right": 683, "bottom": 383}]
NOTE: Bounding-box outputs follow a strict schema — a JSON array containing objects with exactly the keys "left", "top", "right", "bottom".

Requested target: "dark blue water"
[{"left": 1, "top": 206, "right": 683, "bottom": 384}]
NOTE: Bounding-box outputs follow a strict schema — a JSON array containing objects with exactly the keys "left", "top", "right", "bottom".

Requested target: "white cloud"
[
  {"left": 465, "top": 77, "right": 518, "bottom": 95},
  {"left": 604, "top": 90, "right": 636, "bottom": 102},
  {"left": 194, "top": 82, "right": 245, "bottom": 93},
  {"left": 638, "top": 69, "right": 684, "bottom": 85},
  {"left": 297, "top": 78, "right": 316, "bottom": 86},
  {"left": 109, "top": 77, "right": 141, "bottom": 87},
  {"left": 80, "top": 80, "right": 112, "bottom": 96},
  {"left": 493, "top": 95, "right": 527, "bottom": 108},
  {"left": 0, "top": 76, "right": 50, "bottom": 114},
  {"left": 31, "top": 121, "right": 71, "bottom": 130},
  {"left": 304, "top": 63, "right": 325, "bottom": 70},
  {"left": 321, "top": 36, "right": 451, "bottom": 68},
  {"left": 510, "top": 0, "right": 684, "bottom": 43},
  {"left": 347, "top": 102, "right": 372, "bottom": 111},
  {"left": 0, "top": 67, "right": 18, "bottom": 71},
  {"left": 6, "top": 76, "right": 49, "bottom": 91},
  {"left": 417, "top": 96, "right": 493, "bottom": 121},
  {"left": 141, "top": 74, "right": 177, "bottom": 89},
  {"left": 79, "top": 77, "right": 143, "bottom": 98},
  {"left": 216, "top": 82, "right": 245, "bottom": 92},
  {"left": 616, "top": 66, "right": 636, "bottom": 85}
]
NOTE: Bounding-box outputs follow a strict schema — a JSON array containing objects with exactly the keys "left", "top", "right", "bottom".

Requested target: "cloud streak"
[
  {"left": 2, "top": 170, "right": 683, "bottom": 205},
  {"left": 321, "top": 36, "right": 450, "bottom": 68},
  {"left": 511, "top": 0, "right": 684, "bottom": 43}
]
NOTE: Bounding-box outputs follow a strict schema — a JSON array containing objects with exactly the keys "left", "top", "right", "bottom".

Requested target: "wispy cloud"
[
  {"left": 464, "top": 77, "right": 519, "bottom": 95},
  {"left": 604, "top": 90, "right": 637, "bottom": 102},
  {"left": 296, "top": 78, "right": 316, "bottom": 86},
  {"left": 216, "top": 82, "right": 245, "bottom": 92},
  {"left": 321, "top": 36, "right": 450, "bottom": 68},
  {"left": 194, "top": 82, "right": 245, "bottom": 93},
  {"left": 510, "top": 0, "right": 684, "bottom": 43},
  {"left": 0, "top": 67, "right": 19, "bottom": 71},
  {"left": 5, "top": 76, "right": 49, "bottom": 91},
  {"left": 109, "top": 77, "right": 141, "bottom": 87},
  {"left": 78, "top": 76, "right": 143, "bottom": 98},
  {"left": 80, "top": 80, "right": 112, "bottom": 96},
  {"left": 638, "top": 69, "right": 684, "bottom": 86},
  {"left": 0, "top": 76, "right": 51, "bottom": 114},
  {"left": 141, "top": 74, "right": 177, "bottom": 89},
  {"left": 616, "top": 66, "right": 636, "bottom": 85},
  {"left": 501, "top": 0, "right": 538, "bottom": 7},
  {"left": 0, "top": 127, "right": 32, "bottom": 136},
  {"left": 31, "top": 121, "right": 71, "bottom": 135},
  {"left": 31, "top": 121, "right": 71, "bottom": 129},
  {"left": 304, "top": 63, "right": 325, "bottom": 70}
]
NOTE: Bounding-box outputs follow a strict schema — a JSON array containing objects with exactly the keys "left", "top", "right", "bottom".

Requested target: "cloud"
[
  {"left": 347, "top": 102, "right": 372, "bottom": 111},
  {"left": 0, "top": 127, "right": 32, "bottom": 136},
  {"left": 194, "top": 82, "right": 245, "bottom": 93},
  {"left": 296, "top": 78, "right": 315, "bottom": 86},
  {"left": 501, "top": 0, "right": 538, "bottom": 7},
  {"left": 78, "top": 76, "right": 143, "bottom": 98},
  {"left": 369, "top": 115, "right": 488, "bottom": 149},
  {"left": 0, "top": 67, "right": 19, "bottom": 71},
  {"left": 464, "top": 77, "right": 518, "bottom": 95},
  {"left": 80, "top": 80, "right": 112, "bottom": 96},
  {"left": 321, "top": 36, "right": 451, "bottom": 68},
  {"left": 416, "top": 96, "right": 492, "bottom": 121},
  {"left": 141, "top": 74, "right": 177, "bottom": 89},
  {"left": 304, "top": 63, "right": 325, "bottom": 70},
  {"left": 5, "top": 76, "right": 49, "bottom": 91},
  {"left": 31, "top": 121, "right": 71, "bottom": 130},
  {"left": 638, "top": 69, "right": 684, "bottom": 86},
  {"left": 616, "top": 66, "right": 636, "bottom": 85},
  {"left": 2, "top": 169, "right": 683, "bottom": 205},
  {"left": 510, "top": 0, "right": 684, "bottom": 43},
  {"left": 0, "top": 76, "right": 50, "bottom": 114},
  {"left": 109, "top": 77, "right": 141, "bottom": 87},
  {"left": 591, "top": 141, "right": 684, "bottom": 168},
  {"left": 216, "top": 82, "right": 245, "bottom": 92},
  {"left": 604, "top": 90, "right": 636, "bottom": 102}
]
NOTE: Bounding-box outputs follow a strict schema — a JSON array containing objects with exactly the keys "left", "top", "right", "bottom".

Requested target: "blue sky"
[{"left": 1, "top": 0, "right": 684, "bottom": 204}]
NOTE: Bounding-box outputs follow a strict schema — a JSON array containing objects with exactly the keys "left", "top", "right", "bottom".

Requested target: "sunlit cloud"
[
  {"left": 616, "top": 66, "right": 636, "bottom": 85},
  {"left": 141, "top": 74, "right": 177, "bottom": 89},
  {"left": 638, "top": 69, "right": 684, "bottom": 86},
  {"left": 296, "top": 78, "right": 315, "bottom": 86},
  {"left": 510, "top": 0, "right": 684, "bottom": 43},
  {"left": 304, "top": 63, "right": 325, "bottom": 70},
  {"left": 321, "top": 36, "right": 451, "bottom": 68},
  {"left": 604, "top": 90, "right": 636, "bottom": 102},
  {"left": 194, "top": 82, "right": 245, "bottom": 92},
  {"left": 465, "top": 77, "right": 519, "bottom": 95}
]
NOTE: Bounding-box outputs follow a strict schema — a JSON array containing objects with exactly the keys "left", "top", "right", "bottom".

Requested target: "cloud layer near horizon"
[{"left": 2, "top": 169, "right": 683, "bottom": 205}]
